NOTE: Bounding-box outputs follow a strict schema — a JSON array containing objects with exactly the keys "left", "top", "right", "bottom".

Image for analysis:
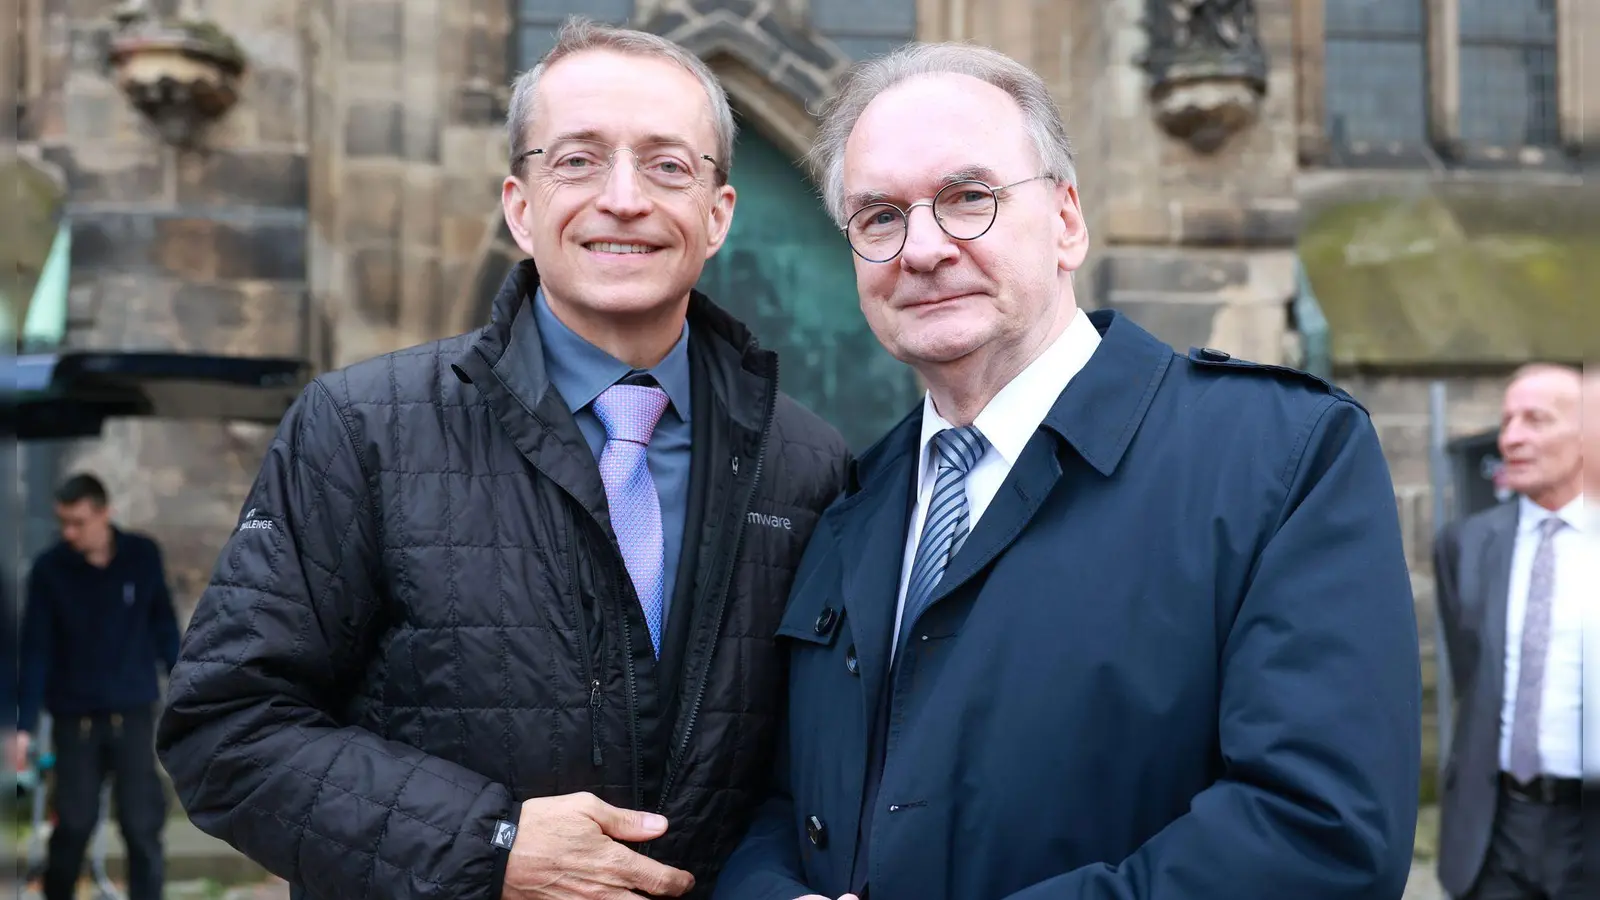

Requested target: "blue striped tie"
[{"left": 900, "top": 425, "right": 988, "bottom": 648}]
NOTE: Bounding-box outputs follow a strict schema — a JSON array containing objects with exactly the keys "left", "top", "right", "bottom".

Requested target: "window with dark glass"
[
  {"left": 811, "top": 0, "right": 914, "bottom": 61},
  {"left": 1323, "top": 0, "right": 1429, "bottom": 151},
  {"left": 1458, "top": 0, "right": 1558, "bottom": 148},
  {"left": 514, "top": 0, "right": 632, "bottom": 68}
]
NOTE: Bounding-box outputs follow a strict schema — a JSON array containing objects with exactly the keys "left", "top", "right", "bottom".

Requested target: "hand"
[
  {"left": 501, "top": 791, "right": 695, "bottom": 899},
  {"left": 9, "top": 732, "right": 29, "bottom": 772}
]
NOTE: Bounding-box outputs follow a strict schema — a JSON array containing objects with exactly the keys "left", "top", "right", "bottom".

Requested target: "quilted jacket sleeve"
[{"left": 156, "top": 379, "right": 519, "bottom": 900}]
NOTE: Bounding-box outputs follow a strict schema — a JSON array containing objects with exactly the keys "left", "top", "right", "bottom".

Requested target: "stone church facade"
[{"left": 7, "top": 0, "right": 1595, "bottom": 699}]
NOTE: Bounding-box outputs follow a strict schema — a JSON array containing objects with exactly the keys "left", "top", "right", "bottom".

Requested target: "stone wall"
[
  {"left": 315, "top": 0, "right": 521, "bottom": 368},
  {"left": 26, "top": 0, "right": 312, "bottom": 617},
  {"left": 1340, "top": 371, "right": 1508, "bottom": 603}
]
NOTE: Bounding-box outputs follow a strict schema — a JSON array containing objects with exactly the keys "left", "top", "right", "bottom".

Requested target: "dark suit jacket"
[
  {"left": 715, "top": 310, "right": 1422, "bottom": 900},
  {"left": 1432, "top": 501, "right": 1519, "bottom": 897}
]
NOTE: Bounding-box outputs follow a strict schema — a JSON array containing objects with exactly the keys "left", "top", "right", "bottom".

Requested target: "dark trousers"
[
  {"left": 1462, "top": 784, "right": 1583, "bottom": 900},
  {"left": 44, "top": 706, "right": 166, "bottom": 900}
]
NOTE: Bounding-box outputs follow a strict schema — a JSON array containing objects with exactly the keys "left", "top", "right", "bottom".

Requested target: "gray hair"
[
  {"left": 506, "top": 17, "right": 736, "bottom": 183},
  {"left": 808, "top": 42, "right": 1078, "bottom": 227}
]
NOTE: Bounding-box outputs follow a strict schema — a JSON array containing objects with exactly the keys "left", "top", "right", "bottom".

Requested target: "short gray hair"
[
  {"left": 808, "top": 42, "right": 1078, "bottom": 227},
  {"left": 506, "top": 17, "right": 736, "bottom": 183}
]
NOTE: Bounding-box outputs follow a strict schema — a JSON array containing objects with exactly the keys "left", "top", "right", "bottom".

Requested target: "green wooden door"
[{"left": 700, "top": 125, "right": 922, "bottom": 451}]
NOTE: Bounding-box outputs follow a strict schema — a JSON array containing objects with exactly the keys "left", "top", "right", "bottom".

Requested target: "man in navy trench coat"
[{"left": 714, "top": 41, "right": 1422, "bottom": 900}]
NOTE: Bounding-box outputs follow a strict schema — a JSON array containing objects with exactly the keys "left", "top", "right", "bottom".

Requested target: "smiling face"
[
  {"left": 840, "top": 73, "right": 1087, "bottom": 377},
  {"left": 1498, "top": 365, "right": 1583, "bottom": 510},
  {"left": 501, "top": 49, "right": 735, "bottom": 345}
]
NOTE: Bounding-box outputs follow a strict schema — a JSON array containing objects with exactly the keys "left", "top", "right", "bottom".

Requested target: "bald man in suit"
[{"left": 1435, "top": 364, "right": 1586, "bottom": 900}]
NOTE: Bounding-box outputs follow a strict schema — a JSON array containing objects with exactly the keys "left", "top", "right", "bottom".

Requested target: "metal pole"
[{"left": 1428, "top": 380, "right": 1454, "bottom": 784}]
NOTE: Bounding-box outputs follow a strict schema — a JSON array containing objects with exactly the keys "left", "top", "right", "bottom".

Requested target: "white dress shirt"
[
  {"left": 890, "top": 308, "right": 1102, "bottom": 660},
  {"left": 1498, "top": 494, "right": 1588, "bottom": 778}
]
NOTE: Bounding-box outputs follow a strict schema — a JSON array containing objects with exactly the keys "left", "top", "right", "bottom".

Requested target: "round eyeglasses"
[
  {"left": 844, "top": 175, "right": 1055, "bottom": 263},
  {"left": 516, "top": 138, "right": 722, "bottom": 192}
]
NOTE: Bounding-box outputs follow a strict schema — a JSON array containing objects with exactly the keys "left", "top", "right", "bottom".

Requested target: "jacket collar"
[
  {"left": 452, "top": 259, "right": 775, "bottom": 432},
  {"left": 843, "top": 308, "right": 1170, "bottom": 496}
]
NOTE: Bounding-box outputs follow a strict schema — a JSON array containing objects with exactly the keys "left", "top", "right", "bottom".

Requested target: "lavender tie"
[
  {"left": 592, "top": 382, "right": 670, "bottom": 657},
  {"left": 1508, "top": 515, "right": 1565, "bottom": 783}
]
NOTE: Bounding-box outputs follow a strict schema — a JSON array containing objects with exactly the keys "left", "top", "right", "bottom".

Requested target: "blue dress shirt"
[{"left": 533, "top": 289, "right": 693, "bottom": 623}]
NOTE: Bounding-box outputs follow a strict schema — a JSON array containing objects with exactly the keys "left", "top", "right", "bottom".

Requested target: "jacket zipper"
[
  {"left": 567, "top": 509, "right": 603, "bottom": 766},
  {"left": 654, "top": 357, "right": 779, "bottom": 814},
  {"left": 611, "top": 548, "right": 645, "bottom": 811}
]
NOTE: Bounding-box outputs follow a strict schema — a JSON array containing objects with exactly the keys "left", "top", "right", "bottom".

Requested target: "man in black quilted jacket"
[{"left": 156, "top": 18, "right": 849, "bottom": 900}]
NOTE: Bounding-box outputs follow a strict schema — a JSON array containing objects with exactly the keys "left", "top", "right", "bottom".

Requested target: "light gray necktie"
[{"left": 1508, "top": 515, "right": 1565, "bottom": 783}]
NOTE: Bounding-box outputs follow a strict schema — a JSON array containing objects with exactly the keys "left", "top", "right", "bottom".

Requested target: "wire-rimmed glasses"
[
  {"left": 516, "top": 139, "right": 722, "bottom": 191},
  {"left": 844, "top": 175, "right": 1055, "bottom": 263}
]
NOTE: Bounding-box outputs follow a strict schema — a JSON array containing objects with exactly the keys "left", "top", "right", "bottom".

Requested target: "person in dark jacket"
[
  {"left": 715, "top": 42, "right": 1421, "bottom": 900},
  {"left": 155, "top": 18, "right": 849, "bottom": 900},
  {"left": 14, "top": 473, "right": 180, "bottom": 900}
]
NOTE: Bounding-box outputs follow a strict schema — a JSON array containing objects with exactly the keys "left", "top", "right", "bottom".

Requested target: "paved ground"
[{"left": 11, "top": 806, "right": 1452, "bottom": 899}]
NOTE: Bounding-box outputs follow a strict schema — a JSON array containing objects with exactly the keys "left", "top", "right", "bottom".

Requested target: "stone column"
[
  {"left": 35, "top": 0, "right": 311, "bottom": 618},
  {"left": 1425, "top": 0, "right": 1460, "bottom": 154},
  {"left": 1557, "top": 0, "right": 1595, "bottom": 159},
  {"left": 1292, "top": 0, "right": 1326, "bottom": 164}
]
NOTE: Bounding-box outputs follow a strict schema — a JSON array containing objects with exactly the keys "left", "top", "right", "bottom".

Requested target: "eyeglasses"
[
  {"left": 844, "top": 174, "right": 1056, "bottom": 263},
  {"left": 515, "top": 139, "right": 721, "bottom": 192}
]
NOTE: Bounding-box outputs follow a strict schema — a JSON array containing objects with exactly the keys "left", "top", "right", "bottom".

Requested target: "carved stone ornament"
[
  {"left": 1142, "top": 0, "right": 1268, "bottom": 153},
  {"left": 104, "top": 1, "right": 246, "bottom": 148}
]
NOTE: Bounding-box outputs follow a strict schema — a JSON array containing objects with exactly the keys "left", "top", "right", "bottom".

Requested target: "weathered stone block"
[
  {"left": 352, "top": 246, "right": 401, "bottom": 323},
  {"left": 40, "top": 144, "right": 166, "bottom": 204},
  {"left": 175, "top": 150, "right": 309, "bottom": 209},
  {"left": 767, "top": 13, "right": 838, "bottom": 73},
  {"left": 451, "top": 83, "right": 505, "bottom": 128},
  {"left": 692, "top": 0, "right": 756, "bottom": 18},
  {"left": 403, "top": 169, "right": 443, "bottom": 248},
  {"left": 346, "top": 1, "right": 404, "bottom": 63},
  {"left": 250, "top": 69, "right": 308, "bottom": 145},
  {"left": 442, "top": 213, "right": 490, "bottom": 261},
  {"left": 346, "top": 100, "right": 406, "bottom": 157},
  {"left": 399, "top": 253, "right": 443, "bottom": 338},
  {"left": 153, "top": 218, "right": 223, "bottom": 281},
  {"left": 404, "top": 108, "right": 442, "bottom": 162},
  {"left": 212, "top": 219, "right": 308, "bottom": 281},
  {"left": 71, "top": 214, "right": 160, "bottom": 273},
  {"left": 1174, "top": 201, "right": 1299, "bottom": 248},
  {"left": 770, "top": 59, "right": 827, "bottom": 108},
  {"left": 341, "top": 166, "right": 404, "bottom": 242},
  {"left": 1097, "top": 251, "right": 1250, "bottom": 295},
  {"left": 679, "top": 17, "right": 783, "bottom": 74},
  {"left": 1374, "top": 419, "right": 1434, "bottom": 487},
  {"left": 647, "top": 9, "right": 690, "bottom": 39},
  {"left": 119, "top": 278, "right": 306, "bottom": 357},
  {"left": 1106, "top": 297, "right": 1224, "bottom": 353}
]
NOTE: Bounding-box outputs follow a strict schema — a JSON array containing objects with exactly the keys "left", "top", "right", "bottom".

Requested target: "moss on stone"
[{"left": 1298, "top": 182, "right": 1600, "bottom": 367}]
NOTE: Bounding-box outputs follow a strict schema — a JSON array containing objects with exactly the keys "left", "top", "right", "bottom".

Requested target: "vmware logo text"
[{"left": 746, "top": 511, "right": 792, "bottom": 530}]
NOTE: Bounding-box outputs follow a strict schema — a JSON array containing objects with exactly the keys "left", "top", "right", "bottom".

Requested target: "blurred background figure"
[
  {"left": 1433, "top": 365, "right": 1585, "bottom": 900},
  {"left": 13, "top": 474, "right": 181, "bottom": 900}
]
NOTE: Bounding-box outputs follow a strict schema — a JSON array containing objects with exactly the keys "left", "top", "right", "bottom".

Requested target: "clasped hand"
[{"left": 501, "top": 792, "right": 695, "bottom": 900}]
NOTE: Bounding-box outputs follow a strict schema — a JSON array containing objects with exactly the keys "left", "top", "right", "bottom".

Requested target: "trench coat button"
[
  {"left": 845, "top": 644, "right": 859, "bottom": 675},
  {"left": 814, "top": 606, "right": 837, "bottom": 634},
  {"left": 806, "top": 815, "right": 828, "bottom": 848},
  {"left": 1197, "top": 347, "right": 1231, "bottom": 362}
]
